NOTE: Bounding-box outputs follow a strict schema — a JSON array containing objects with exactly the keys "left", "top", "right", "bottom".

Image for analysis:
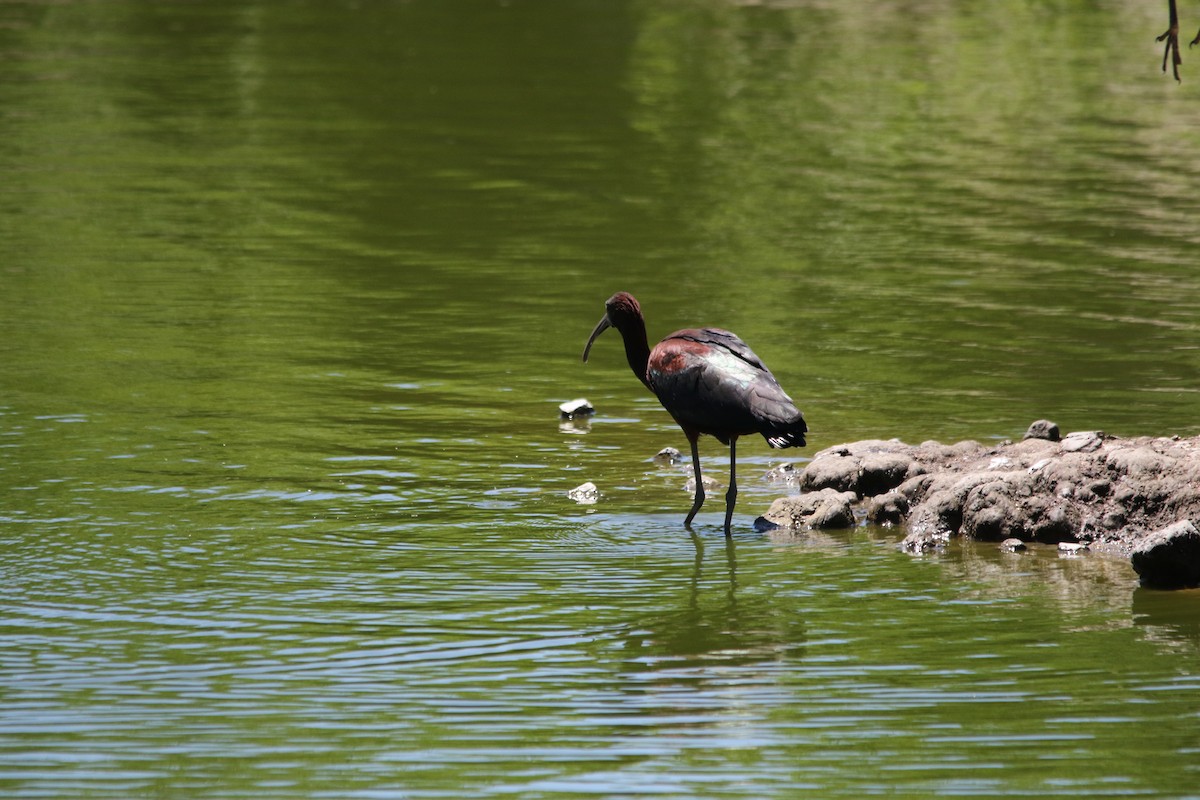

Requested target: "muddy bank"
[{"left": 757, "top": 421, "right": 1200, "bottom": 589}]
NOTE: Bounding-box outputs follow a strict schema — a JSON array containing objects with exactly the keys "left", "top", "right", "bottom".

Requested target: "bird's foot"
[
  {"left": 1159, "top": 23, "right": 1183, "bottom": 81},
  {"left": 1191, "top": 28, "right": 1200, "bottom": 48}
]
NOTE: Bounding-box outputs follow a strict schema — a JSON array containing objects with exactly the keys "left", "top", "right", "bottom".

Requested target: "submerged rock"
[
  {"left": 654, "top": 446, "right": 683, "bottom": 464},
  {"left": 684, "top": 475, "right": 721, "bottom": 493},
  {"left": 763, "top": 421, "right": 1200, "bottom": 588}
]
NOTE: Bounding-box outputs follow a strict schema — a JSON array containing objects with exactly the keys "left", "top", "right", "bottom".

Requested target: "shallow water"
[{"left": 2, "top": 1, "right": 1200, "bottom": 797}]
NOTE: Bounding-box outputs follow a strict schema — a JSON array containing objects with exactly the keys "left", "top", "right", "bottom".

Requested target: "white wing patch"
[{"left": 701, "top": 347, "right": 759, "bottom": 390}]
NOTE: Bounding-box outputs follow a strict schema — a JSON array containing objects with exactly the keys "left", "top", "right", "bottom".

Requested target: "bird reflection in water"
[{"left": 618, "top": 533, "right": 806, "bottom": 675}]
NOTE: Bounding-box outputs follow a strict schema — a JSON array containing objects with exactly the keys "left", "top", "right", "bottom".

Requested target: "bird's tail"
[{"left": 764, "top": 415, "right": 807, "bottom": 449}]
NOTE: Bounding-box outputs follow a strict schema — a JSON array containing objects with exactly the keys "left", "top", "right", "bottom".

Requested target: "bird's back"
[{"left": 647, "top": 327, "right": 807, "bottom": 448}]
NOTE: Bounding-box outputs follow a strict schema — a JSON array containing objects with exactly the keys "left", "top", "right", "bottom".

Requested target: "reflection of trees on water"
[{"left": 617, "top": 534, "right": 805, "bottom": 675}]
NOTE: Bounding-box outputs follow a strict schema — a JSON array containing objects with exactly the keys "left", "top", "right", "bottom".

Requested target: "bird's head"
[{"left": 582, "top": 292, "right": 642, "bottom": 363}]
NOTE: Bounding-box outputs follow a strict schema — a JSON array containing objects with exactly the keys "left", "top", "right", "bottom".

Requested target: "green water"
[{"left": 2, "top": 1, "right": 1200, "bottom": 797}]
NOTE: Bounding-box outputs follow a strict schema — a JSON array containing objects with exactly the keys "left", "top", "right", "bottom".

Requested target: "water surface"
[{"left": 2, "top": 1, "right": 1199, "bottom": 797}]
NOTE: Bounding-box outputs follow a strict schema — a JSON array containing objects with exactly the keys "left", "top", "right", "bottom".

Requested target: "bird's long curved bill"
[{"left": 582, "top": 315, "right": 611, "bottom": 363}]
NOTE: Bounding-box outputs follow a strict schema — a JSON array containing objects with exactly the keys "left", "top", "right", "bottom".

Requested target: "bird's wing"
[
  {"left": 649, "top": 328, "right": 803, "bottom": 440},
  {"left": 677, "top": 328, "right": 770, "bottom": 373}
]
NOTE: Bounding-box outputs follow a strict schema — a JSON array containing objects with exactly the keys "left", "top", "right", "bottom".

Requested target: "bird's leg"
[
  {"left": 1158, "top": 0, "right": 1182, "bottom": 81},
  {"left": 723, "top": 436, "right": 738, "bottom": 537},
  {"left": 1192, "top": 28, "right": 1200, "bottom": 48},
  {"left": 683, "top": 431, "right": 704, "bottom": 529}
]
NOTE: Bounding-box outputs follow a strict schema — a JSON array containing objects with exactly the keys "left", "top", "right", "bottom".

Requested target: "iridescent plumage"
[{"left": 583, "top": 292, "right": 807, "bottom": 535}]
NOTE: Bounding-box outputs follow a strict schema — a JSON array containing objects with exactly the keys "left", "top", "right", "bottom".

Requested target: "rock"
[
  {"left": 766, "top": 424, "right": 1200, "bottom": 588},
  {"left": 960, "top": 477, "right": 1023, "bottom": 541},
  {"left": 1106, "top": 446, "right": 1176, "bottom": 478},
  {"left": 859, "top": 453, "right": 921, "bottom": 496},
  {"left": 1037, "top": 453, "right": 1101, "bottom": 491},
  {"left": 1101, "top": 509, "right": 1126, "bottom": 530},
  {"left": 1011, "top": 437, "right": 1060, "bottom": 458},
  {"left": 901, "top": 528, "right": 946, "bottom": 553},
  {"left": 685, "top": 475, "right": 721, "bottom": 492},
  {"left": 765, "top": 462, "right": 802, "bottom": 484},
  {"left": 1131, "top": 520, "right": 1200, "bottom": 589},
  {"left": 1001, "top": 538, "right": 1026, "bottom": 552},
  {"left": 1058, "top": 541, "right": 1089, "bottom": 555},
  {"left": 654, "top": 446, "right": 682, "bottom": 464},
  {"left": 799, "top": 454, "right": 860, "bottom": 494},
  {"left": 811, "top": 497, "right": 856, "bottom": 529},
  {"left": 1061, "top": 430, "right": 1104, "bottom": 453},
  {"left": 559, "top": 398, "right": 594, "bottom": 419},
  {"left": 866, "top": 492, "right": 909, "bottom": 526},
  {"left": 760, "top": 490, "right": 856, "bottom": 531},
  {"left": 895, "top": 473, "right": 935, "bottom": 503},
  {"left": 752, "top": 515, "right": 781, "bottom": 532},
  {"left": 906, "top": 472, "right": 997, "bottom": 538},
  {"left": 947, "top": 440, "right": 986, "bottom": 459},
  {"left": 1023, "top": 419, "right": 1061, "bottom": 442},
  {"left": 906, "top": 489, "right": 963, "bottom": 539},
  {"left": 567, "top": 482, "right": 598, "bottom": 504},
  {"left": 1026, "top": 498, "right": 1076, "bottom": 543},
  {"left": 962, "top": 502, "right": 1013, "bottom": 541}
]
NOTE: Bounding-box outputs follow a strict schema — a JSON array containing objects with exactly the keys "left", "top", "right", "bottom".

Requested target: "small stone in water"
[
  {"left": 559, "top": 398, "right": 595, "bottom": 419},
  {"left": 568, "top": 482, "right": 598, "bottom": 504},
  {"left": 1058, "top": 541, "right": 1089, "bottom": 555},
  {"left": 654, "top": 446, "right": 682, "bottom": 464},
  {"left": 765, "top": 462, "right": 800, "bottom": 483},
  {"left": 753, "top": 516, "right": 782, "bottom": 532},
  {"left": 685, "top": 475, "right": 721, "bottom": 492},
  {"left": 1001, "top": 538, "right": 1027, "bottom": 552}
]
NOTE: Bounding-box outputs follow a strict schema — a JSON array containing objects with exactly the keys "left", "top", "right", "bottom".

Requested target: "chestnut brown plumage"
[{"left": 583, "top": 291, "right": 807, "bottom": 536}]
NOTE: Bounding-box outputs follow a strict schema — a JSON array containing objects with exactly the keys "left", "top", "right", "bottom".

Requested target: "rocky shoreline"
[{"left": 756, "top": 421, "right": 1200, "bottom": 590}]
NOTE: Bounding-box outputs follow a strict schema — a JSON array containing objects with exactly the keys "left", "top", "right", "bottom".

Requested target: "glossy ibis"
[{"left": 582, "top": 291, "right": 807, "bottom": 536}]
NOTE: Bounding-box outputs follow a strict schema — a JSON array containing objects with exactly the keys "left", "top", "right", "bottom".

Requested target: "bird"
[{"left": 582, "top": 291, "right": 807, "bottom": 536}]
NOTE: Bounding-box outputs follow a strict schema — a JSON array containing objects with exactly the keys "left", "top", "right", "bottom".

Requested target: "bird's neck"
[{"left": 618, "top": 319, "right": 653, "bottom": 391}]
